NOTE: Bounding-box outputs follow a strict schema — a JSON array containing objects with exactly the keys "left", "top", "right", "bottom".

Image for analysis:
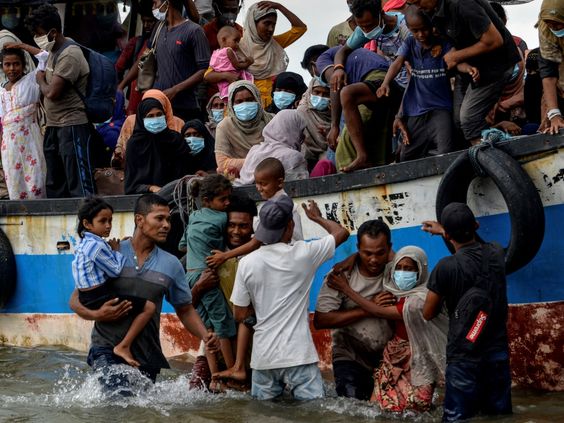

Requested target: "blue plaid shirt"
[{"left": 71, "top": 232, "right": 126, "bottom": 289}]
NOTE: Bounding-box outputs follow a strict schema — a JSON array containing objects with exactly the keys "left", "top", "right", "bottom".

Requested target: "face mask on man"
[
  {"left": 273, "top": 91, "right": 296, "bottom": 110},
  {"left": 185, "top": 136, "right": 205, "bottom": 155},
  {"left": 361, "top": 16, "right": 384, "bottom": 40},
  {"left": 233, "top": 102, "right": 259, "bottom": 122},
  {"left": 310, "top": 95, "right": 330, "bottom": 111},
  {"left": 394, "top": 270, "right": 418, "bottom": 291},
  {"left": 34, "top": 30, "right": 55, "bottom": 51},
  {"left": 551, "top": 27, "right": 564, "bottom": 38},
  {"left": 211, "top": 109, "right": 225, "bottom": 123},
  {"left": 144, "top": 115, "right": 167, "bottom": 134},
  {"left": 152, "top": 1, "right": 168, "bottom": 21}
]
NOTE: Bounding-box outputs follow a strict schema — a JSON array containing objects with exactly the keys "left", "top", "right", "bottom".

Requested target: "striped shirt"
[{"left": 71, "top": 232, "right": 126, "bottom": 289}]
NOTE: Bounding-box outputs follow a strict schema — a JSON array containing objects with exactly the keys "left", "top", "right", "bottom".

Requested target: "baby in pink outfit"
[{"left": 209, "top": 26, "right": 254, "bottom": 99}]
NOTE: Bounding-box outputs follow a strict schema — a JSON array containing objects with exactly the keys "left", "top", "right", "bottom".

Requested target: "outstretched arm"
[{"left": 302, "top": 200, "right": 349, "bottom": 247}]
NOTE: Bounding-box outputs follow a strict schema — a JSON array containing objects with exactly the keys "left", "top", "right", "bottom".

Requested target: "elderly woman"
[
  {"left": 124, "top": 98, "right": 193, "bottom": 194},
  {"left": 538, "top": 0, "right": 564, "bottom": 134},
  {"left": 214, "top": 80, "right": 273, "bottom": 176},
  {"left": 182, "top": 119, "right": 217, "bottom": 174},
  {"left": 328, "top": 246, "right": 448, "bottom": 412},
  {"left": 112, "top": 89, "right": 185, "bottom": 169},
  {"left": 239, "top": 1, "right": 307, "bottom": 107},
  {"left": 235, "top": 109, "right": 308, "bottom": 186}
]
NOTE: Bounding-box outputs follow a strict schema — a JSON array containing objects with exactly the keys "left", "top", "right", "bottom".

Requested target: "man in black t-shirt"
[
  {"left": 422, "top": 203, "right": 512, "bottom": 422},
  {"left": 410, "top": 0, "right": 520, "bottom": 146}
]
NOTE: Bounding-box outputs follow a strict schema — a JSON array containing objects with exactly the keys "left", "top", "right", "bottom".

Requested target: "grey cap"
[{"left": 255, "top": 195, "right": 294, "bottom": 245}]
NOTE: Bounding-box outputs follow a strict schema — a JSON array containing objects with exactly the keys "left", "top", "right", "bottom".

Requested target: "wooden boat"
[{"left": 0, "top": 134, "right": 562, "bottom": 392}]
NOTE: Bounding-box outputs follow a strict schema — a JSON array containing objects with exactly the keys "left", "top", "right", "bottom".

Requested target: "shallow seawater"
[{"left": 0, "top": 346, "right": 562, "bottom": 423}]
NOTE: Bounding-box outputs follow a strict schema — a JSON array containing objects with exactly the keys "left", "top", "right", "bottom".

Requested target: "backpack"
[
  {"left": 53, "top": 41, "right": 117, "bottom": 123},
  {"left": 449, "top": 245, "right": 495, "bottom": 353}
]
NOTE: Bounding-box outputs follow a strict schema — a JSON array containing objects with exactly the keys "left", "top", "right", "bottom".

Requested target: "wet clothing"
[
  {"left": 252, "top": 363, "right": 324, "bottom": 400},
  {"left": 183, "top": 208, "right": 236, "bottom": 339},
  {"left": 232, "top": 235, "right": 335, "bottom": 371},
  {"left": 333, "top": 360, "right": 375, "bottom": 401},
  {"left": 428, "top": 242, "right": 511, "bottom": 421},
  {"left": 316, "top": 264, "right": 393, "bottom": 399},
  {"left": 89, "top": 239, "right": 190, "bottom": 373},
  {"left": 401, "top": 110, "right": 455, "bottom": 161}
]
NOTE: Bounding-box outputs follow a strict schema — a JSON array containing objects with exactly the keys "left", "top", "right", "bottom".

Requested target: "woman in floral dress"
[{"left": 0, "top": 47, "right": 46, "bottom": 199}]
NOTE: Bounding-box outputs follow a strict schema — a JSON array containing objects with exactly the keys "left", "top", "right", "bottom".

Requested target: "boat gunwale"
[{"left": 0, "top": 133, "right": 562, "bottom": 217}]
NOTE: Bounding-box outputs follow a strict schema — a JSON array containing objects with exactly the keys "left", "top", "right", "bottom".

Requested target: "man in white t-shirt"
[{"left": 230, "top": 195, "right": 349, "bottom": 400}]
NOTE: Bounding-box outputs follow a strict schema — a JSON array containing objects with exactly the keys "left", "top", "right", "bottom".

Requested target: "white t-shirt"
[{"left": 231, "top": 235, "right": 336, "bottom": 370}]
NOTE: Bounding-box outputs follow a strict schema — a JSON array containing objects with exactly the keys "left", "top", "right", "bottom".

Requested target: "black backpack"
[
  {"left": 52, "top": 41, "right": 117, "bottom": 123},
  {"left": 449, "top": 245, "right": 495, "bottom": 353}
]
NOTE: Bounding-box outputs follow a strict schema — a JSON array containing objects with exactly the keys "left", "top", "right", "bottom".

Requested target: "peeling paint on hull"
[{"left": 1, "top": 136, "right": 563, "bottom": 391}]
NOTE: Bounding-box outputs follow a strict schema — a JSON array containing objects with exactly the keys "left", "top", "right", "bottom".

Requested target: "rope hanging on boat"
[
  {"left": 468, "top": 128, "right": 512, "bottom": 176},
  {"left": 171, "top": 175, "right": 202, "bottom": 227}
]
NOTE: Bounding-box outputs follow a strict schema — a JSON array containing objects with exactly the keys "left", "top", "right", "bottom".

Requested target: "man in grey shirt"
[
  {"left": 150, "top": 0, "right": 211, "bottom": 121},
  {"left": 315, "top": 219, "right": 395, "bottom": 400}
]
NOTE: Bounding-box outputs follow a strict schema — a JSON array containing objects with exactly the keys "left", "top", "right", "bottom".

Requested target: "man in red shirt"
[{"left": 203, "top": 0, "right": 243, "bottom": 51}]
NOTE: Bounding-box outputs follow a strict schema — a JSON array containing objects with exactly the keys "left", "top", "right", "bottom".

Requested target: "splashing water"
[{"left": 1, "top": 346, "right": 563, "bottom": 422}]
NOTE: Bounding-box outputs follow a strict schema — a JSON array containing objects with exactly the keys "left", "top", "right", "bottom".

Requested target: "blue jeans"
[
  {"left": 443, "top": 354, "right": 512, "bottom": 422},
  {"left": 251, "top": 363, "right": 324, "bottom": 400},
  {"left": 87, "top": 346, "right": 158, "bottom": 396}
]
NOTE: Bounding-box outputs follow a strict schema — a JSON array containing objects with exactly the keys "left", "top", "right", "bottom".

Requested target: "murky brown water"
[{"left": 0, "top": 346, "right": 562, "bottom": 422}]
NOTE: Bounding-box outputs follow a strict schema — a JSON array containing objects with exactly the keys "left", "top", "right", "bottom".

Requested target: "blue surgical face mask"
[
  {"left": 273, "top": 91, "right": 296, "bottom": 110},
  {"left": 233, "top": 101, "right": 259, "bottom": 122},
  {"left": 550, "top": 28, "right": 564, "bottom": 38},
  {"left": 211, "top": 108, "right": 225, "bottom": 123},
  {"left": 185, "top": 136, "right": 205, "bottom": 155},
  {"left": 316, "top": 76, "right": 330, "bottom": 88},
  {"left": 394, "top": 270, "right": 418, "bottom": 291},
  {"left": 361, "top": 20, "right": 384, "bottom": 40},
  {"left": 144, "top": 115, "right": 167, "bottom": 134},
  {"left": 310, "top": 95, "right": 330, "bottom": 111}
]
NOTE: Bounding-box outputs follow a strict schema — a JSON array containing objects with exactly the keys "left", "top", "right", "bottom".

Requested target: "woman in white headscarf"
[
  {"left": 297, "top": 77, "right": 332, "bottom": 166},
  {"left": 214, "top": 80, "right": 273, "bottom": 176},
  {"left": 239, "top": 1, "right": 307, "bottom": 107},
  {"left": 235, "top": 109, "right": 308, "bottom": 186},
  {"left": 327, "top": 245, "right": 448, "bottom": 412}
]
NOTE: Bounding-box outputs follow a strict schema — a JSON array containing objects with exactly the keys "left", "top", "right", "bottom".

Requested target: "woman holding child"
[{"left": 328, "top": 246, "right": 448, "bottom": 411}]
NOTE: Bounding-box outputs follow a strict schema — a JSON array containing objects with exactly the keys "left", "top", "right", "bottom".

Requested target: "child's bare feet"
[
  {"left": 113, "top": 344, "right": 140, "bottom": 367},
  {"left": 212, "top": 366, "right": 247, "bottom": 382}
]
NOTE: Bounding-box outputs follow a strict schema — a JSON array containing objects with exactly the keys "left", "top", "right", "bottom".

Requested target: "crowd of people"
[
  {"left": 0, "top": 0, "right": 562, "bottom": 420},
  {"left": 0, "top": 0, "right": 562, "bottom": 200}
]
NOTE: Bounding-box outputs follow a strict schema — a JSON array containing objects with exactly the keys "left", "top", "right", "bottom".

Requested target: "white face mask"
[
  {"left": 34, "top": 32, "right": 55, "bottom": 51},
  {"left": 152, "top": 1, "right": 168, "bottom": 21}
]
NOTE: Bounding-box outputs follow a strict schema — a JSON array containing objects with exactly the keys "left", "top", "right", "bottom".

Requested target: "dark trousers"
[
  {"left": 443, "top": 356, "right": 512, "bottom": 422},
  {"left": 333, "top": 360, "right": 374, "bottom": 401},
  {"left": 87, "top": 346, "right": 158, "bottom": 397},
  {"left": 453, "top": 66, "right": 514, "bottom": 142},
  {"left": 43, "top": 124, "right": 96, "bottom": 198},
  {"left": 400, "top": 109, "right": 455, "bottom": 162}
]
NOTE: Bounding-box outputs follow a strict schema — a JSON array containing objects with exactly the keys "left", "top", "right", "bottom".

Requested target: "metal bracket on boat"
[{"left": 56, "top": 241, "right": 71, "bottom": 251}]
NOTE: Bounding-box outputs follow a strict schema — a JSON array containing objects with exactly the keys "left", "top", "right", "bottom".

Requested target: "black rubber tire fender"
[
  {"left": 436, "top": 146, "right": 545, "bottom": 275},
  {"left": 0, "top": 227, "right": 16, "bottom": 309}
]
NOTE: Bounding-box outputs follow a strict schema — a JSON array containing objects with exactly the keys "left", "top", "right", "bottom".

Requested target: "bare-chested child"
[
  {"left": 207, "top": 158, "right": 304, "bottom": 384},
  {"left": 209, "top": 25, "right": 254, "bottom": 99},
  {"left": 71, "top": 197, "right": 156, "bottom": 367}
]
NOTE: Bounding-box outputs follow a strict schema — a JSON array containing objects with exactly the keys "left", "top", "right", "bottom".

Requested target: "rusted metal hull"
[{"left": 0, "top": 134, "right": 563, "bottom": 391}]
